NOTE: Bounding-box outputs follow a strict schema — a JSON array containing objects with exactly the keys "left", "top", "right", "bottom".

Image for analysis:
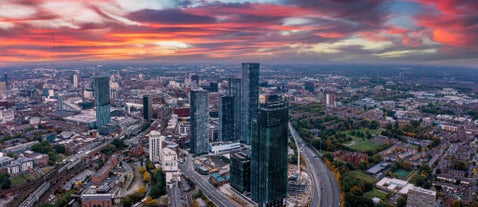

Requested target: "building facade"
[
  {"left": 190, "top": 89, "right": 210, "bottom": 155},
  {"left": 230, "top": 151, "right": 251, "bottom": 193},
  {"left": 149, "top": 130, "right": 163, "bottom": 163},
  {"left": 219, "top": 96, "right": 235, "bottom": 142},
  {"left": 93, "top": 76, "right": 111, "bottom": 127},
  {"left": 406, "top": 187, "right": 436, "bottom": 207},
  {"left": 162, "top": 147, "right": 180, "bottom": 184},
  {"left": 81, "top": 194, "right": 113, "bottom": 207},
  {"left": 72, "top": 73, "right": 78, "bottom": 88},
  {"left": 251, "top": 99, "right": 289, "bottom": 207},
  {"left": 229, "top": 78, "right": 242, "bottom": 141},
  {"left": 241, "top": 63, "right": 260, "bottom": 145},
  {"left": 143, "top": 95, "right": 152, "bottom": 122}
]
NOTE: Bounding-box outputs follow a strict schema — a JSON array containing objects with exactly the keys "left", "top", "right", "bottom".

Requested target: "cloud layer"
[{"left": 0, "top": 0, "right": 477, "bottom": 65}]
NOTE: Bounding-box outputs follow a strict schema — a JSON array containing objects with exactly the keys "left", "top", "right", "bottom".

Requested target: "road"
[
  {"left": 289, "top": 122, "right": 341, "bottom": 207},
  {"left": 179, "top": 152, "right": 241, "bottom": 207}
]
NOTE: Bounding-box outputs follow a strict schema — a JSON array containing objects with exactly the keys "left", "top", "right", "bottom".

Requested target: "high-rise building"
[
  {"left": 143, "top": 95, "right": 152, "bottom": 122},
  {"left": 72, "top": 74, "right": 78, "bottom": 88},
  {"left": 191, "top": 75, "right": 200, "bottom": 88},
  {"left": 149, "top": 130, "right": 163, "bottom": 163},
  {"left": 230, "top": 151, "right": 251, "bottom": 193},
  {"left": 229, "top": 78, "right": 242, "bottom": 141},
  {"left": 4, "top": 73, "right": 8, "bottom": 90},
  {"left": 209, "top": 82, "right": 218, "bottom": 92},
  {"left": 406, "top": 187, "right": 436, "bottom": 207},
  {"left": 219, "top": 96, "right": 234, "bottom": 142},
  {"left": 0, "top": 82, "right": 6, "bottom": 95},
  {"left": 241, "top": 63, "right": 260, "bottom": 145},
  {"left": 190, "top": 89, "right": 209, "bottom": 155},
  {"left": 93, "top": 76, "right": 111, "bottom": 128},
  {"left": 251, "top": 99, "right": 289, "bottom": 207}
]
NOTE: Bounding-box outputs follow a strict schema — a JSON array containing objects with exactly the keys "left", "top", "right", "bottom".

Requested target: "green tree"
[{"left": 0, "top": 172, "right": 12, "bottom": 189}]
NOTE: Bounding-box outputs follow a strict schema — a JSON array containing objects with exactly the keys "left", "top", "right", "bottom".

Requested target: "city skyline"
[{"left": 0, "top": 0, "right": 477, "bottom": 66}]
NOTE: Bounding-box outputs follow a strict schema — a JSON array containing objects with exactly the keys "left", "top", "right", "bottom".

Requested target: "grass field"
[
  {"left": 349, "top": 140, "right": 383, "bottom": 152},
  {"left": 10, "top": 176, "right": 27, "bottom": 186},
  {"left": 364, "top": 188, "right": 387, "bottom": 200},
  {"left": 344, "top": 171, "right": 377, "bottom": 183},
  {"left": 393, "top": 169, "right": 411, "bottom": 179}
]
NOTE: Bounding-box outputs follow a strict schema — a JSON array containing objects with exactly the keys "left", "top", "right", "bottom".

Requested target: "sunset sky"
[{"left": 0, "top": 0, "right": 477, "bottom": 65}]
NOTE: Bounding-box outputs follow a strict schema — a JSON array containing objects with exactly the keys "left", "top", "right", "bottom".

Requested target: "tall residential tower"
[
  {"left": 251, "top": 98, "right": 289, "bottom": 207},
  {"left": 93, "top": 76, "right": 111, "bottom": 128},
  {"left": 190, "top": 89, "right": 210, "bottom": 155},
  {"left": 241, "top": 63, "right": 260, "bottom": 145}
]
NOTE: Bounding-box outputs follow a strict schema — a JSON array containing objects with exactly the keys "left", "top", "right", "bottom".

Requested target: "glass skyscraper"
[
  {"left": 241, "top": 63, "right": 260, "bottom": 145},
  {"left": 190, "top": 89, "right": 209, "bottom": 155},
  {"left": 219, "top": 96, "right": 235, "bottom": 142},
  {"left": 251, "top": 99, "right": 289, "bottom": 207},
  {"left": 230, "top": 151, "right": 251, "bottom": 193},
  {"left": 229, "top": 78, "right": 242, "bottom": 142},
  {"left": 143, "top": 95, "right": 152, "bottom": 122},
  {"left": 93, "top": 76, "right": 111, "bottom": 128}
]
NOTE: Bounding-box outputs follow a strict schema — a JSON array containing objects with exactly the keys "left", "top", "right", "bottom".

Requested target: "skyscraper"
[
  {"left": 406, "top": 187, "right": 436, "bottom": 207},
  {"left": 143, "top": 95, "right": 152, "bottom": 122},
  {"left": 229, "top": 78, "right": 242, "bottom": 141},
  {"left": 219, "top": 96, "right": 234, "bottom": 142},
  {"left": 251, "top": 99, "right": 289, "bottom": 207},
  {"left": 230, "top": 151, "right": 251, "bottom": 193},
  {"left": 190, "top": 89, "right": 209, "bottom": 155},
  {"left": 93, "top": 76, "right": 111, "bottom": 128},
  {"left": 241, "top": 63, "right": 260, "bottom": 145},
  {"left": 4, "top": 73, "right": 8, "bottom": 90},
  {"left": 149, "top": 130, "right": 163, "bottom": 163},
  {"left": 72, "top": 73, "right": 78, "bottom": 88}
]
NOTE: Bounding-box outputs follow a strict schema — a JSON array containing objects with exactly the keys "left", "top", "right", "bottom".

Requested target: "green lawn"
[
  {"left": 344, "top": 171, "right": 377, "bottom": 183},
  {"left": 364, "top": 188, "right": 387, "bottom": 200},
  {"left": 10, "top": 176, "right": 27, "bottom": 186},
  {"left": 349, "top": 140, "right": 383, "bottom": 152}
]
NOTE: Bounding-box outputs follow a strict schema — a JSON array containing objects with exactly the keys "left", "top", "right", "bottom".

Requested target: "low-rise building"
[
  {"left": 81, "top": 193, "right": 113, "bottom": 207},
  {"left": 406, "top": 187, "right": 436, "bottom": 207}
]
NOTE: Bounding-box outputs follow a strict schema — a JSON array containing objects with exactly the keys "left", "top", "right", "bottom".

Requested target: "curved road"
[{"left": 289, "top": 123, "right": 341, "bottom": 207}]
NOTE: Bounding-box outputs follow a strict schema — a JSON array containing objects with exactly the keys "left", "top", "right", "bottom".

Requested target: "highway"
[
  {"left": 289, "top": 122, "right": 341, "bottom": 207},
  {"left": 179, "top": 152, "right": 241, "bottom": 207}
]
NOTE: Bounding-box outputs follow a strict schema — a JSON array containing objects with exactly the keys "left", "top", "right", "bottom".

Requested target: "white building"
[
  {"left": 406, "top": 187, "right": 436, "bottom": 207},
  {"left": 161, "top": 147, "right": 180, "bottom": 184},
  {"left": 149, "top": 130, "right": 163, "bottom": 163},
  {"left": 7, "top": 158, "right": 34, "bottom": 175}
]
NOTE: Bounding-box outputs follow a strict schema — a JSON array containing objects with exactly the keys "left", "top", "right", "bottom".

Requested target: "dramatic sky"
[{"left": 0, "top": 0, "right": 477, "bottom": 65}]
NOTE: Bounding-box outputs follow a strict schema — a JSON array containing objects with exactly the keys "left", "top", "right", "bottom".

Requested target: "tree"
[
  {"left": 143, "top": 172, "right": 151, "bottom": 182},
  {"left": 452, "top": 200, "right": 462, "bottom": 207},
  {"left": 397, "top": 195, "right": 407, "bottom": 207},
  {"left": 137, "top": 185, "right": 146, "bottom": 195},
  {"left": 358, "top": 161, "right": 368, "bottom": 171},
  {"left": 53, "top": 144, "right": 66, "bottom": 153},
  {"left": 139, "top": 166, "right": 147, "bottom": 174},
  {"left": 0, "top": 172, "right": 12, "bottom": 189},
  {"left": 121, "top": 196, "right": 132, "bottom": 207},
  {"left": 350, "top": 185, "right": 363, "bottom": 196}
]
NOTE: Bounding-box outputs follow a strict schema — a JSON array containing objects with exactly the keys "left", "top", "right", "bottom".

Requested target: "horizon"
[{"left": 0, "top": 0, "right": 477, "bottom": 66}]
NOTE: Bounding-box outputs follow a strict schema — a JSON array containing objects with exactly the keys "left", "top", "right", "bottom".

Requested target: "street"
[
  {"left": 289, "top": 122, "right": 341, "bottom": 207},
  {"left": 179, "top": 152, "right": 241, "bottom": 207}
]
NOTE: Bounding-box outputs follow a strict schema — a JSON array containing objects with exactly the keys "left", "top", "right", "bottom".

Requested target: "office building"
[
  {"left": 72, "top": 73, "right": 78, "bottom": 88},
  {"left": 406, "top": 187, "right": 436, "bottom": 207},
  {"left": 229, "top": 78, "right": 242, "bottom": 141},
  {"left": 241, "top": 63, "right": 260, "bottom": 145},
  {"left": 93, "top": 76, "right": 111, "bottom": 127},
  {"left": 219, "top": 96, "right": 235, "bottom": 142},
  {"left": 230, "top": 151, "right": 251, "bottom": 193},
  {"left": 251, "top": 99, "right": 289, "bottom": 207},
  {"left": 149, "top": 130, "right": 163, "bottom": 163},
  {"left": 209, "top": 82, "right": 218, "bottom": 92},
  {"left": 143, "top": 95, "right": 152, "bottom": 122},
  {"left": 0, "top": 82, "right": 6, "bottom": 95},
  {"left": 190, "top": 89, "right": 209, "bottom": 155},
  {"left": 191, "top": 75, "right": 200, "bottom": 88}
]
